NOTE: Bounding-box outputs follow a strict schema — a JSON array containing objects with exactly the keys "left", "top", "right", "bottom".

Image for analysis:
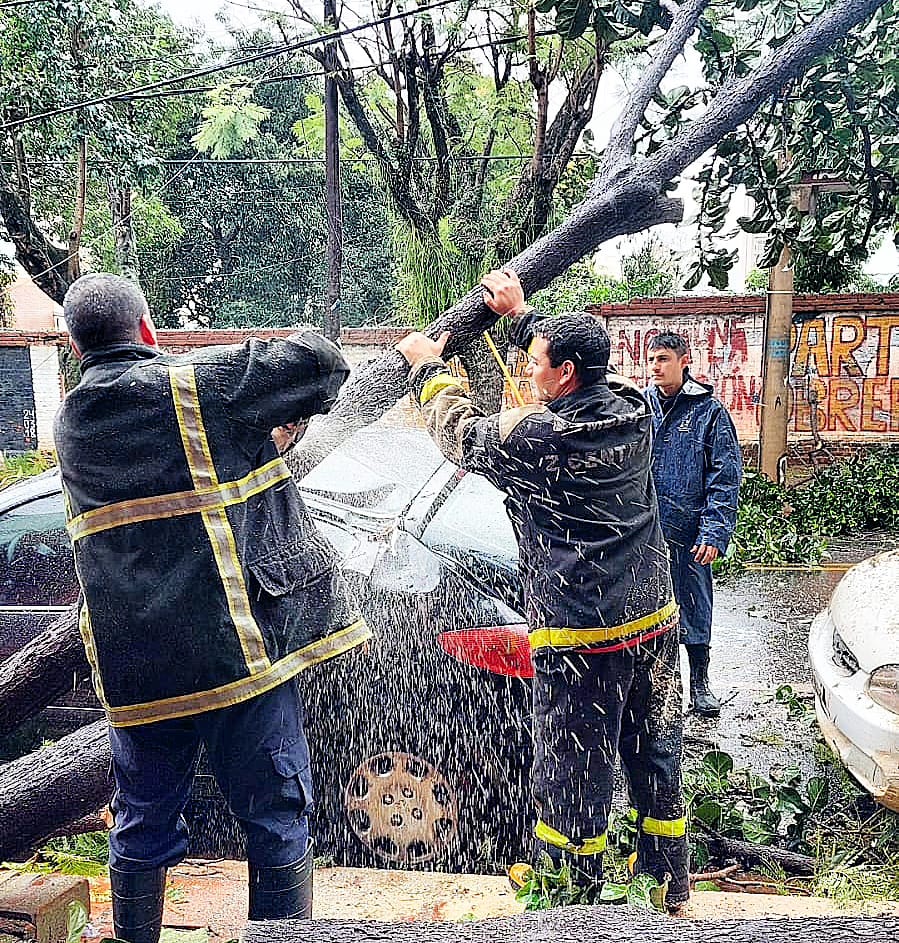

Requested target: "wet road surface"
[{"left": 691, "top": 549, "right": 885, "bottom": 777}]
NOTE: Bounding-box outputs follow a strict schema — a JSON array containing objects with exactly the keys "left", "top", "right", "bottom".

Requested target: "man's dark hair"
[
  {"left": 535, "top": 313, "right": 611, "bottom": 386},
  {"left": 63, "top": 274, "right": 149, "bottom": 352},
  {"left": 648, "top": 332, "right": 689, "bottom": 358}
]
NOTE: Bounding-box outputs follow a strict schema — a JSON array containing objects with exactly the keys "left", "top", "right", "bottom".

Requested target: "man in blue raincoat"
[{"left": 645, "top": 333, "right": 742, "bottom": 716}]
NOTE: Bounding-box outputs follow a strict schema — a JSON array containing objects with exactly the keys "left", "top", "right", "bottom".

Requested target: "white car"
[{"left": 809, "top": 550, "right": 899, "bottom": 811}]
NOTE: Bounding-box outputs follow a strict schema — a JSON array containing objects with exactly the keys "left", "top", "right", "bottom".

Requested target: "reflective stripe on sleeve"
[{"left": 419, "top": 372, "right": 460, "bottom": 405}]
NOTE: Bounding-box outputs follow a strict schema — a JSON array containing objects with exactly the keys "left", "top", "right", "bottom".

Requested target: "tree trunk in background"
[
  {"left": 109, "top": 179, "right": 140, "bottom": 281},
  {"left": 0, "top": 606, "right": 87, "bottom": 738},
  {"left": 0, "top": 720, "right": 112, "bottom": 861}
]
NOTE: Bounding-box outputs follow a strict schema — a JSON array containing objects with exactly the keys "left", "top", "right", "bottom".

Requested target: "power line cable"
[{"left": 0, "top": 0, "right": 470, "bottom": 131}]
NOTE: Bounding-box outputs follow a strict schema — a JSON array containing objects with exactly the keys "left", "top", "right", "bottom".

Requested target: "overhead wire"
[{"left": 0, "top": 0, "right": 473, "bottom": 131}]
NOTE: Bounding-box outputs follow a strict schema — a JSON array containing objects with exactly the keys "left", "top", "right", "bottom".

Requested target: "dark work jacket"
[
  {"left": 408, "top": 319, "right": 675, "bottom": 654},
  {"left": 644, "top": 373, "right": 742, "bottom": 553},
  {"left": 54, "top": 335, "right": 370, "bottom": 727}
]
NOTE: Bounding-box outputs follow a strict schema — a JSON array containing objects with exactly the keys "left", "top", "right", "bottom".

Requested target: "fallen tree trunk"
[
  {"left": 0, "top": 604, "right": 88, "bottom": 738},
  {"left": 0, "top": 719, "right": 112, "bottom": 861},
  {"left": 244, "top": 906, "right": 898, "bottom": 943},
  {"left": 289, "top": 0, "right": 886, "bottom": 479}
]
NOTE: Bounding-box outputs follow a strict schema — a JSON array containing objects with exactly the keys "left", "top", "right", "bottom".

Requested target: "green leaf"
[
  {"left": 703, "top": 750, "right": 735, "bottom": 782},
  {"left": 67, "top": 901, "right": 89, "bottom": 943},
  {"left": 599, "top": 881, "right": 629, "bottom": 901}
]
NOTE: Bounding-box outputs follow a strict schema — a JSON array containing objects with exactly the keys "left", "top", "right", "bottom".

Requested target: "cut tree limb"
[
  {"left": 696, "top": 823, "right": 816, "bottom": 876},
  {"left": 244, "top": 905, "right": 899, "bottom": 943},
  {"left": 0, "top": 719, "right": 112, "bottom": 861},
  {"left": 0, "top": 605, "right": 87, "bottom": 739}
]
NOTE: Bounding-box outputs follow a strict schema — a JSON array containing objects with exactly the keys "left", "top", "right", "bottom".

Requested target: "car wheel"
[{"left": 301, "top": 609, "right": 533, "bottom": 873}]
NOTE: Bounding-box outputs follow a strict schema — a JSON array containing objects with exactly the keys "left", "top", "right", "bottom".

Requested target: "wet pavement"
[{"left": 689, "top": 556, "right": 873, "bottom": 777}]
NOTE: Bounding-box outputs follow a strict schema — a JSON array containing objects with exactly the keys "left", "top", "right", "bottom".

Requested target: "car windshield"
[
  {"left": 421, "top": 470, "right": 516, "bottom": 562},
  {"left": 299, "top": 426, "right": 446, "bottom": 517},
  {"left": 0, "top": 492, "right": 79, "bottom": 607}
]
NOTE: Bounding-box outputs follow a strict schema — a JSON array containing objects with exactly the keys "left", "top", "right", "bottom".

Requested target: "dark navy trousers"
[
  {"left": 531, "top": 627, "right": 685, "bottom": 847},
  {"left": 666, "top": 537, "right": 713, "bottom": 647},
  {"left": 107, "top": 680, "right": 312, "bottom": 872}
]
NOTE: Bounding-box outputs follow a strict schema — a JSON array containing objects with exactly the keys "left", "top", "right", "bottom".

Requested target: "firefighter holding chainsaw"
[{"left": 396, "top": 268, "right": 689, "bottom": 908}]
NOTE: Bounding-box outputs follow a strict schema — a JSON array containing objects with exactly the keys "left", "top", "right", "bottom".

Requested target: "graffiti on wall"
[{"left": 502, "top": 311, "right": 899, "bottom": 441}]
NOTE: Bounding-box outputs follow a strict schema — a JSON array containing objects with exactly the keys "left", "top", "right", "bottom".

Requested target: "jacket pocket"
[{"left": 248, "top": 537, "right": 333, "bottom": 597}]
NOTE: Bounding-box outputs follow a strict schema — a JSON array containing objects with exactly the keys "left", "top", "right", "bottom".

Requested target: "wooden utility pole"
[
  {"left": 758, "top": 243, "right": 795, "bottom": 483},
  {"left": 323, "top": 0, "right": 342, "bottom": 342},
  {"left": 757, "top": 178, "right": 850, "bottom": 481}
]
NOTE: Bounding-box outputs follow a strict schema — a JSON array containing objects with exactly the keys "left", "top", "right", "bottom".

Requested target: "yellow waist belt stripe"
[
  {"left": 529, "top": 600, "right": 678, "bottom": 651},
  {"left": 641, "top": 815, "right": 687, "bottom": 838},
  {"left": 66, "top": 457, "right": 292, "bottom": 543},
  {"left": 535, "top": 819, "right": 607, "bottom": 856}
]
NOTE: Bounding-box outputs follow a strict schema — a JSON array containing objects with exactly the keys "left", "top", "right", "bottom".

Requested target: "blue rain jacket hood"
[{"left": 644, "top": 372, "right": 742, "bottom": 553}]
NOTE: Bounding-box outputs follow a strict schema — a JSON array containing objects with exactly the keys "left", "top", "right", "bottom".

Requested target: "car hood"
[{"left": 828, "top": 549, "right": 899, "bottom": 672}]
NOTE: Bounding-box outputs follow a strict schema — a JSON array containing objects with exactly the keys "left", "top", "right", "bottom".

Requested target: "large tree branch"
[
  {"left": 646, "top": 0, "right": 888, "bottom": 184},
  {"left": 290, "top": 0, "right": 885, "bottom": 480},
  {"left": 332, "top": 66, "right": 433, "bottom": 233},
  {"left": 288, "top": 193, "right": 682, "bottom": 478},
  {"left": 603, "top": 0, "right": 711, "bottom": 182},
  {"left": 0, "top": 162, "right": 71, "bottom": 304}
]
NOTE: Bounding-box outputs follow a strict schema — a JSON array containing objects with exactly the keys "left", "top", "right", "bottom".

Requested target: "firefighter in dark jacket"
[
  {"left": 396, "top": 269, "right": 689, "bottom": 908},
  {"left": 54, "top": 274, "right": 371, "bottom": 943},
  {"left": 645, "top": 333, "right": 742, "bottom": 716}
]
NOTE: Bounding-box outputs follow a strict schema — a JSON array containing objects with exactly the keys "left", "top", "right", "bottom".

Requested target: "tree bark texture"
[
  {"left": 0, "top": 719, "right": 112, "bottom": 861},
  {"left": 0, "top": 162, "right": 70, "bottom": 304},
  {"left": 700, "top": 830, "right": 816, "bottom": 876},
  {"left": 244, "top": 905, "right": 899, "bottom": 943},
  {"left": 0, "top": 606, "right": 87, "bottom": 739},
  {"left": 108, "top": 179, "right": 140, "bottom": 281}
]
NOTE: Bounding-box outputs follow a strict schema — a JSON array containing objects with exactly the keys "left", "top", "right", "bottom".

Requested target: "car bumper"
[{"left": 809, "top": 611, "right": 899, "bottom": 812}]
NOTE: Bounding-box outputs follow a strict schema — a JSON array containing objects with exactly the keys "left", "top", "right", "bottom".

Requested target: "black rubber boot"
[
  {"left": 635, "top": 833, "right": 690, "bottom": 910},
  {"left": 110, "top": 866, "right": 167, "bottom": 943},
  {"left": 248, "top": 843, "right": 314, "bottom": 920},
  {"left": 686, "top": 644, "right": 721, "bottom": 717}
]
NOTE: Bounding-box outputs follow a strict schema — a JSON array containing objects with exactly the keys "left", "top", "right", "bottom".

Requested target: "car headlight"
[{"left": 868, "top": 665, "right": 899, "bottom": 714}]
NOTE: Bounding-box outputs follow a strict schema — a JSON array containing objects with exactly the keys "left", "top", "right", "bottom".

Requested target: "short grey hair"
[{"left": 63, "top": 274, "right": 149, "bottom": 352}]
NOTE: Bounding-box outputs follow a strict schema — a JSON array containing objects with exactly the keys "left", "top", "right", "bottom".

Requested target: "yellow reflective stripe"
[
  {"left": 66, "top": 459, "right": 292, "bottom": 542},
  {"left": 535, "top": 819, "right": 607, "bottom": 856},
  {"left": 171, "top": 365, "right": 217, "bottom": 488},
  {"left": 641, "top": 815, "right": 687, "bottom": 838},
  {"left": 529, "top": 600, "right": 678, "bottom": 651},
  {"left": 78, "top": 603, "right": 110, "bottom": 709},
  {"left": 170, "top": 365, "right": 271, "bottom": 674},
  {"left": 419, "top": 372, "right": 459, "bottom": 405},
  {"left": 107, "top": 619, "right": 372, "bottom": 727}
]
